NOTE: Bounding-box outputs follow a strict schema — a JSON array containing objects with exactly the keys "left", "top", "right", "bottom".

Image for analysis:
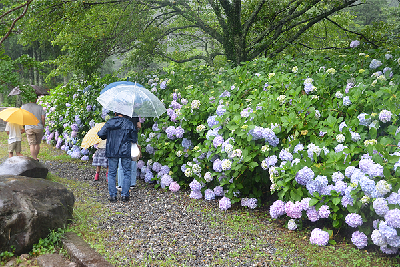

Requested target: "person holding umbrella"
[
  {"left": 21, "top": 95, "right": 46, "bottom": 161},
  {"left": 97, "top": 113, "right": 137, "bottom": 202}
]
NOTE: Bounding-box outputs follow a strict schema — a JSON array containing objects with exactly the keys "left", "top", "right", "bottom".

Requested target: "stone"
[
  {"left": 0, "top": 175, "right": 74, "bottom": 254},
  {"left": 62, "top": 232, "right": 114, "bottom": 267},
  {"left": 0, "top": 156, "right": 48, "bottom": 178},
  {"left": 37, "top": 253, "right": 77, "bottom": 267}
]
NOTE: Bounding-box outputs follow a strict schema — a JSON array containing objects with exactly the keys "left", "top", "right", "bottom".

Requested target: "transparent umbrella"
[{"left": 97, "top": 82, "right": 166, "bottom": 117}]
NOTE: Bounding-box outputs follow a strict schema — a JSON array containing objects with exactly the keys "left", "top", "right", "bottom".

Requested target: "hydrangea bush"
[{"left": 40, "top": 46, "right": 400, "bottom": 253}]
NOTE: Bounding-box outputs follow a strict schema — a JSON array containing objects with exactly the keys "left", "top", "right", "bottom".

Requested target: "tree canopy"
[{"left": 1, "top": 0, "right": 399, "bottom": 79}]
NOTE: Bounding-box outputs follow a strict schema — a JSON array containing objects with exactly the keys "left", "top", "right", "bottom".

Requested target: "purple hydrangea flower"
[
  {"left": 285, "top": 201, "right": 302, "bottom": 219},
  {"left": 293, "top": 143, "right": 304, "bottom": 153},
  {"left": 81, "top": 155, "right": 89, "bottom": 161},
  {"left": 380, "top": 245, "right": 398, "bottom": 255},
  {"left": 270, "top": 200, "right": 286, "bottom": 219},
  {"left": 66, "top": 103, "right": 71, "bottom": 107},
  {"left": 307, "top": 207, "right": 320, "bottom": 222},
  {"left": 190, "top": 190, "right": 203, "bottom": 199},
  {"left": 169, "top": 181, "right": 180, "bottom": 192},
  {"left": 350, "top": 40, "right": 360, "bottom": 48},
  {"left": 219, "top": 197, "right": 231, "bottom": 211},
  {"left": 213, "top": 159, "right": 223, "bottom": 172},
  {"left": 351, "top": 231, "right": 368, "bottom": 249},
  {"left": 213, "top": 135, "right": 224, "bottom": 148},
  {"left": 345, "top": 213, "right": 363, "bottom": 228},
  {"left": 310, "top": 228, "right": 330, "bottom": 246},
  {"left": 318, "top": 205, "right": 330, "bottom": 219},
  {"left": 160, "top": 174, "right": 173, "bottom": 189}
]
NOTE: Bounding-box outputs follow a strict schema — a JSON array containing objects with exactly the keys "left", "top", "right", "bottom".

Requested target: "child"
[
  {"left": 5, "top": 122, "right": 24, "bottom": 158},
  {"left": 92, "top": 138, "right": 108, "bottom": 181},
  {"left": 97, "top": 113, "right": 137, "bottom": 202}
]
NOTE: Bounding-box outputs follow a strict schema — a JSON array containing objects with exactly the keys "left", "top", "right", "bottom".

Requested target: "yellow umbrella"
[
  {"left": 0, "top": 107, "right": 39, "bottom": 125},
  {"left": 81, "top": 122, "right": 106, "bottom": 149}
]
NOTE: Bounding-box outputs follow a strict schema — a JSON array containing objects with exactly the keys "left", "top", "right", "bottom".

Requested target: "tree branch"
[
  {"left": 0, "top": 0, "right": 33, "bottom": 46},
  {"left": 325, "top": 17, "right": 379, "bottom": 49}
]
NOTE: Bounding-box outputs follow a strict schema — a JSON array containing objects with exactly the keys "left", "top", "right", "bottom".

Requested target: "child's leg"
[
  {"left": 9, "top": 152, "right": 13, "bottom": 158},
  {"left": 15, "top": 141, "right": 22, "bottom": 156},
  {"left": 94, "top": 166, "right": 101, "bottom": 181}
]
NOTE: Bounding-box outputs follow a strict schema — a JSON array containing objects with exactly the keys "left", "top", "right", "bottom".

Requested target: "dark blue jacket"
[{"left": 97, "top": 116, "right": 137, "bottom": 158}]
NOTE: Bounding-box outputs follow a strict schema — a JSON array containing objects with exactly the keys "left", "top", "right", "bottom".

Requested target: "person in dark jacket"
[{"left": 97, "top": 113, "right": 137, "bottom": 202}]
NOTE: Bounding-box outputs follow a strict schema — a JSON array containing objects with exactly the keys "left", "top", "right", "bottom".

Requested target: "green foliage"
[
  {"left": 30, "top": 228, "right": 65, "bottom": 257},
  {"left": 0, "top": 246, "right": 15, "bottom": 262}
]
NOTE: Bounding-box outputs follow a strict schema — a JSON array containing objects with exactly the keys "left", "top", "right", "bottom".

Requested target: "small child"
[
  {"left": 5, "top": 122, "right": 25, "bottom": 158},
  {"left": 92, "top": 138, "right": 108, "bottom": 181}
]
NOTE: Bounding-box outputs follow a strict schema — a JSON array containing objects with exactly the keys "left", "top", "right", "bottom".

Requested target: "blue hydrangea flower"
[
  {"left": 144, "top": 171, "right": 154, "bottom": 183},
  {"left": 343, "top": 96, "right": 351, "bottom": 106},
  {"left": 204, "top": 189, "right": 215, "bottom": 201},
  {"left": 216, "top": 105, "right": 226, "bottom": 116},
  {"left": 350, "top": 40, "right": 360, "bottom": 48},
  {"left": 339, "top": 121, "right": 347, "bottom": 132},
  {"left": 213, "top": 159, "right": 223, "bottom": 172},
  {"left": 207, "top": 115, "right": 219, "bottom": 127},
  {"left": 295, "top": 166, "right": 315, "bottom": 186},
  {"left": 369, "top": 59, "right": 382, "bottom": 69},
  {"left": 379, "top": 221, "right": 398, "bottom": 239},
  {"left": 345, "top": 213, "right": 363, "bottom": 228},
  {"left": 371, "top": 229, "right": 387, "bottom": 247},
  {"left": 373, "top": 198, "right": 389, "bottom": 216},
  {"left": 351, "top": 231, "right": 368, "bottom": 249},
  {"left": 287, "top": 219, "right": 297, "bottom": 230},
  {"left": 310, "top": 228, "right": 329, "bottom": 246},
  {"left": 213, "top": 186, "right": 224, "bottom": 196},
  {"left": 384, "top": 209, "right": 400, "bottom": 228},
  {"left": 387, "top": 192, "right": 400, "bottom": 205},
  {"left": 181, "top": 138, "right": 192, "bottom": 149},
  {"left": 279, "top": 149, "right": 293, "bottom": 162},
  {"left": 293, "top": 143, "right": 304, "bottom": 153},
  {"left": 380, "top": 245, "right": 398, "bottom": 254},
  {"left": 213, "top": 135, "right": 224, "bottom": 148},
  {"left": 357, "top": 113, "right": 371, "bottom": 126},
  {"left": 379, "top": 110, "right": 392, "bottom": 123}
]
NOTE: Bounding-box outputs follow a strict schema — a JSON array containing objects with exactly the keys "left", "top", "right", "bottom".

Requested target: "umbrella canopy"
[
  {"left": 81, "top": 122, "right": 106, "bottom": 149},
  {"left": 9, "top": 85, "right": 49, "bottom": 96},
  {"left": 100, "top": 81, "right": 144, "bottom": 94},
  {"left": 97, "top": 82, "right": 166, "bottom": 117},
  {"left": 0, "top": 108, "right": 39, "bottom": 126}
]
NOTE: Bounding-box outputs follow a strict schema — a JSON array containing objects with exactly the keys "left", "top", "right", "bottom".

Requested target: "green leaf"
[{"left": 309, "top": 198, "right": 319, "bottom": 207}]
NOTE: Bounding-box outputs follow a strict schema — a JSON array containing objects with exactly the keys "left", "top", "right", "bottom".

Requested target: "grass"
[{"left": 1, "top": 131, "right": 400, "bottom": 266}]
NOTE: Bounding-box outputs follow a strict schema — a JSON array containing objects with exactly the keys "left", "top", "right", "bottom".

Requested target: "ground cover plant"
[{"left": 39, "top": 45, "right": 400, "bottom": 254}]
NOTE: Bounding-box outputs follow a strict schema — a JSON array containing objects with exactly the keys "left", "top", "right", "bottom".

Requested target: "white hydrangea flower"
[
  {"left": 336, "top": 134, "right": 345, "bottom": 143},
  {"left": 335, "top": 91, "right": 343, "bottom": 99},
  {"left": 326, "top": 68, "right": 336, "bottom": 74},
  {"left": 191, "top": 100, "right": 201, "bottom": 109}
]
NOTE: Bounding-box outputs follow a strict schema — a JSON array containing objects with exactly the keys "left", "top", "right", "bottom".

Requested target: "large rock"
[
  {"left": 0, "top": 175, "right": 75, "bottom": 254},
  {"left": 0, "top": 156, "right": 48, "bottom": 178}
]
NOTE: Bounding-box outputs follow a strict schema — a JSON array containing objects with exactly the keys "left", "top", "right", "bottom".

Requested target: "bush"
[{"left": 40, "top": 47, "right": 400, "bottom": 253}]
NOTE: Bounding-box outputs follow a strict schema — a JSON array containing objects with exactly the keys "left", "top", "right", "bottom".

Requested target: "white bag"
[{"left": 131, "top": 143, "right": 141, "bottom": 161}]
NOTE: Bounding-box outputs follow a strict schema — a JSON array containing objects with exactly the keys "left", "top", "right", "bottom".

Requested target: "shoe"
[
  {"left": 130, "top": 185, "right": 136, "bottom": 190},
  {"left": 121, "top": 196, "right": 129, "bottom": 202},
  {"left": 94, "top": 173, "right": 99, "bottom": 181},
  {"left": 116, "top": 186, "right": 122, "bottom": 192},
  {"left": 108, "top": 196, "right": 117, "bottom": 202}
]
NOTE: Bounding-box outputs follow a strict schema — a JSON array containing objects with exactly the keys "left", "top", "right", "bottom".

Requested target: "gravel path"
[{"left": 45, "top": 160, "right": 299, "bottom": 267}]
